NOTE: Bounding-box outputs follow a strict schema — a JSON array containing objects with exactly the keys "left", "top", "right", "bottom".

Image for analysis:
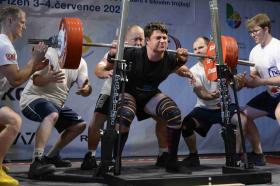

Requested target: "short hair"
[
  {"left": 194, "top": 36, "right": 210, "bottom": 46},
  {"left": 144, "top": 22, "right": 168, "bottom": 38},
  {"left": 126, "top": 24, "right": 142, "bottom": 34},
  {"left": 246, "top": 13, "right": 271, "bottom": 33},
  {"left": 125, "top": 24, "right": 143, "bottom": 38},
  {"left": 0, "top": 6, "right": 24, "bottom": 23}
]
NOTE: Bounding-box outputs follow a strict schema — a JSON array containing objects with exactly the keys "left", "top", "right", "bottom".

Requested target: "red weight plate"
[
  {"left": 58, "top": 17, "right": 83, "bottom": 69},
  {"left": 222, "top": 36, "right": 238, "bottom": 68},
  {"left": 204, "top": 35, "right": 239, "bottom": 81}
]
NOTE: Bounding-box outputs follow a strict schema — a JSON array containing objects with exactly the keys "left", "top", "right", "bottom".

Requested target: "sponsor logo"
[
  {"left": 80, "top": 135, "right": 88, "bottom": 142},
  {"left": 268, "top": 66, "right": 280, "bottom": 77},
  {"left": 1, "top": 87, "right": 24, "bottom": 101},
  {"left": 13, "top": 132, "right": 36, "bottom": 145},
  {"left": 13, "top": 132, "right": 89, "bottom": 145},
  {"left": 226, "top": 3, "right": 241, "bottom": 29},
  {"left": 5, "top": 53, "right": 16, "bottom": 61},
  {"left": 208, "top": 67, "right": 217, "bottom": 74},
  {"left": 270, "top": 87, "right": 278, "bottom": 94}
]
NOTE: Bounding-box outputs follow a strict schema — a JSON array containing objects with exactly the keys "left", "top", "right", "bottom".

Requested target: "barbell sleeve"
[
  {"left": 166, "top": 49, "right": 254, "bottom": 66},
  {"left": 28, "top": 38, "right": 53, "bottom": 46},
  {"left": 237, "top": 59, "right": 254, "bottom": 66},
  {"left": 28, "top": 36, "right": 59, "bottom": 48},
  {"left": 83, "top": 42, "right": 113, "bottom": 48}
]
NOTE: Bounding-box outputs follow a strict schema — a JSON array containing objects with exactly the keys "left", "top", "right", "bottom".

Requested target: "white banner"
[{"left": 1, "top": 0, "right": 280, "bottom": 160}]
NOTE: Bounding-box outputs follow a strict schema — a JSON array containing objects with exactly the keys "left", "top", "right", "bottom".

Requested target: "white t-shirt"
[
  {"left": 100, "top": 78, "right": 112, "bottom": 95},
  {"left": 249, "top": 37, "right": 280, "bottom": 97},
  {"left": 20, "top": 47, "right": 88, "bottom": 109},
  {"left": 190, "top": 62, "right": 220, "bottom": 110},
  {"left": 100, "top": 53, "right": 112, "bottom": 95},
  {"left": 0, "top": 34, "right": 19, "bottom": 102}
]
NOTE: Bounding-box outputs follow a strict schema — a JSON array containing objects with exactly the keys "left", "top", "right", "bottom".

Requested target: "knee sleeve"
[
  {"left": 181, "top": 115, "right": 196, "bottom": 138},
  {"left": 117, "top": 97, "right": 136, "bottom": 127},
  {"left": 156, "top": 97, "right": 181, "bottom": 128}
]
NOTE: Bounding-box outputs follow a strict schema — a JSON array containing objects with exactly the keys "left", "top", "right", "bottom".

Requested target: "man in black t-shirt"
[{"left": 105, "top": 22, "right": 192, "bottom": 172}]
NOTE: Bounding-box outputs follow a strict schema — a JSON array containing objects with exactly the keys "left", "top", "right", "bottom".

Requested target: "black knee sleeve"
[
  {"left": 156, "top": 97, "right": 181, "bottom": 128},
  {"left": 117, "top": 97, "right": 136, "bottom": 127},
  {"left": 117, "top": 106, "right": 135, "bottom": 127},
  {"left": 181, "top": 115, "right": 196, "bottom": 138}
]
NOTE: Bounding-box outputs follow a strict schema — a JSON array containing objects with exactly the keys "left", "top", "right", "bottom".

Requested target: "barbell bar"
[
  {"left": 76, "top": 42, "right": 256, "bottom": 68},
  {"left": 27, "top": 17, "right": 254, "bottom": 79},
  {"left": 28, "top": 36, "right": 254, "bottom": 67},
  {"left": 82, "top": 42, "right": 255, "bottom": 69},
  {"left": 83, "top": 42, "right": 218, "bottom": 60}
]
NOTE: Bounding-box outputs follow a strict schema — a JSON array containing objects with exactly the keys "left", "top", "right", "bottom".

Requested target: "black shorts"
[
  {"left": 22, "top": 98, "right": 84, "bottom": 133},
  {"left": 247, "top": 91, "right": 280, "bottom": 119},
  {"left": 94, "top": 94, "right": 110, "bottom": 115},
  {"left": 187, "top": 104, "right": 238, "bottom": 137},
  {"left": 94, "top": 92, "right": 155, "bottom": 121},
  {"left": 129, "top": 89, "right": 161, "bottom": 121}
]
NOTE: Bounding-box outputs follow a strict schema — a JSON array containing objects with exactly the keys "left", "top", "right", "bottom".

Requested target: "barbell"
[{"left": 28, "top": 17, "right": 254, "bottom": 80}]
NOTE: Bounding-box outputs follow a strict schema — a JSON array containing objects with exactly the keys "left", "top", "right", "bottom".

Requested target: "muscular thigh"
[
  {"left": 0, "top": 106, "right": 20, "bottom": 126},
  {"left": 21, "top": 98, "right": 59, "bottom": 122},
  {"left": 245, "top": 91, "right": 276, "bottom": 119},
  {"left": 94, "top": 94, "right": 110, "bottom": 115},
  {"left": 243, "top": 106, "right": 269, "bottom": 119},
  {"left": 145, "top": 94, "right": 181, "bottom": 128},
  {"left": 56, "top": 106, "right": 85, "bottom": 133},
  {"left": 144, "top": 93, "right": 167, "bottom": 116},
  {"left": 187, "top": 107, "right": 221, "bottom": 137},
  {"left": 119, "top": 93, "right": 137, "bottom": 112}
]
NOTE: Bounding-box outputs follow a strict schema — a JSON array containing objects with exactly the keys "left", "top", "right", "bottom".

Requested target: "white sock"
[
  {"left": 88, "top": 150, "right": 96, "bottom": 157},
  {"left": 33, "top": 148, "right": 44, "bottom": 162}
]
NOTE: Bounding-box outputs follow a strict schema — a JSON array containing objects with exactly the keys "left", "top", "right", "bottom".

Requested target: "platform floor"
[{"left": 5, "top": 155, "right": 280, "bottom": 186}]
